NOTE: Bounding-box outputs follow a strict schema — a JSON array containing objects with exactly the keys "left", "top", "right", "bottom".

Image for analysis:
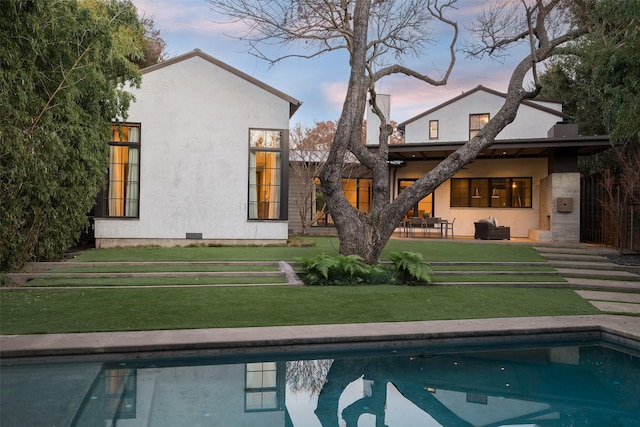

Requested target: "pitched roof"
[
  {"left": 397, "top": 85, "right": 569, "bottom": 130},
  {"left": 141, "top": 49, "right": 302, "bottom": 118}
]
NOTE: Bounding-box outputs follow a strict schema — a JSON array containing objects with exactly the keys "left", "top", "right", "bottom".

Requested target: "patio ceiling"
[{"left": 371, "top": 136, "right": 611, "bottom": 162}]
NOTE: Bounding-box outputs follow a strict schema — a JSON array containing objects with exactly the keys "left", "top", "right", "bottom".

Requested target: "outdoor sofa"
[{"left": 474, "top": 219, "right": 510, "bottom": 240}]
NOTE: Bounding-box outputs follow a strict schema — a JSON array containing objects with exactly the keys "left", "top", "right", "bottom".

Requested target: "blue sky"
[{"left": 132, "top": 0, "right": 531, "bottom": 127}]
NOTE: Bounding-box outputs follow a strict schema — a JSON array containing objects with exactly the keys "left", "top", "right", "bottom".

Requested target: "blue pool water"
[{"left": 2, "top": 342, "right": 639, "bottom": 426}]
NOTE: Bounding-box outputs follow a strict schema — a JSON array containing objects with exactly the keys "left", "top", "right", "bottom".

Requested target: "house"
[
  {"left": 388, "top": 85, "right": 611, "bottom": 241},
  {"left": 290, "top": 85, "right": 610, "bottom": 242},
  {"left": 93, "top": 49, "right": 302, "bottom": 248}
]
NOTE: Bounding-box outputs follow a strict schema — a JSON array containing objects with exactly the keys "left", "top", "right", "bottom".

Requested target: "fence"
[{"left": 581, "top": 173, "right": 640, "bottom": 253}]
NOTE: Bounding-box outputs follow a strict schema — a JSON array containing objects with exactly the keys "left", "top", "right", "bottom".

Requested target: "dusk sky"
[{"left": 132, "top": 0, "right": 532, "bottom": 127}]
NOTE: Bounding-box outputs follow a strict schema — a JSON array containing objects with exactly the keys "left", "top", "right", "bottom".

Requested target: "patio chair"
[{"left": 443, "top": 217, "right": 455, "bottom": 238}]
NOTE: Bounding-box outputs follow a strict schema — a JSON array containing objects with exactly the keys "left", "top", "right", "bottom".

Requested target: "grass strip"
[
  {"left": 50, "top": 265, "right": 279, "bottom": 273},
  {"left": 21, "top": 276, "right": 288, "bottom": 287},
  {"left": 429, "top": 265, "right": 555, "bottom": 272},
  {"left": 0, "top": 286, "right": 599, "bottom": 335},
  {"left": 431, "top": 275, "right": 565, "bottom": 283},
  {"left": 72, "top": 238, "right": 546, "bottom": 263}
]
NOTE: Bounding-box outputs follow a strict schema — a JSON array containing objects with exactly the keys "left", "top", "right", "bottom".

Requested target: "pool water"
[{"left": 2, "top": 343, "right": 639, "bottom": 426}]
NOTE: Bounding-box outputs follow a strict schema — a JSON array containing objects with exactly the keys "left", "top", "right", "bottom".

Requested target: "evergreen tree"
[{"left": 0, "top": 0, "right": 143, "bottom": 271}]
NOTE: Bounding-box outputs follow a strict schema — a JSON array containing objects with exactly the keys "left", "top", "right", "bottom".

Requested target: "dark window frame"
[
  {"left": 450, "top": 177, "right": 533, "bottom": 208},
  {"left": 96, "top": 122, "right": 142, "bottom": 218},
  {"left": 244, "top": 362, "right": 284, "bottom": 412},
  {"left": 247, "top": 128, "right": 289, "bottom": 221},
  {"left": 429, "top": 120, "right": 439, "bottom": 140},
  {"left": 311, "top": 177, "right": 371, "bottom": 227},
  {"left": 397, "top": 178, "right": 434, "bottom": 217},
  {"left": 469, "top": 113, "right": 490, "bottom": 140}
]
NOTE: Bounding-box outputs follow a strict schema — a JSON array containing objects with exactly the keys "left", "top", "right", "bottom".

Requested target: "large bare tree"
[{"left": 207, "top": 0, "right": 593, "bottom": 263}]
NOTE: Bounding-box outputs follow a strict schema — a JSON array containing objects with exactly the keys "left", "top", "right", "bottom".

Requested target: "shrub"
[
  {"left": 295, "top": 254, "right": 368, "bottom": 286},
  {"left": 388, "top": 251, "right": 433, "bottom": 285},
  {"left": 295, "top": 251, "right": 432, "bottom": 286}
]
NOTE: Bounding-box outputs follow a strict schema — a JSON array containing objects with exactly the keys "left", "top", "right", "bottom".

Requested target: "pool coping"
[{"left": 2, "top": 315, "right": 639, "bottom": 362}]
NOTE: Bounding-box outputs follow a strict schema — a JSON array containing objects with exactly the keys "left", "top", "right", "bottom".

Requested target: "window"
[
  {"left": 105, "top": 124, "right": 140, "bottom": 217},
  {"left": 469, "top": 113, "right": 489, "bottom": 139},
  {"left": 343, "top": 178, "right": 372, "bottom": 213},
  {"left": 249, "top": 129, "right": 287, "bottom": 220},
  {"left": 245, "top": 362, "right": 279, "bottom": 411},
  {"left": 429, "top": 120, "right": 439, "bottom": 139},
  {"left": 312, "top": 177, "right": 372, "bottom": 226},
  {"left": 450, "top": 177, "right": 532, "bottom": 208},
  {"left": 398, "top": 179, "right": 433, "bottom": 217}
]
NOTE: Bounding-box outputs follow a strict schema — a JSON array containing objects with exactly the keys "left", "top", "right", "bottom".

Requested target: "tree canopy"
[
  {"left": 539, "top": 0, "right": 640, "bottom": 143},
  {"left": 211, "top": 0, "right": 592, "bottom": 263},
  {"left": 0, "top": 0, "right": 145, "bottom": 272}
]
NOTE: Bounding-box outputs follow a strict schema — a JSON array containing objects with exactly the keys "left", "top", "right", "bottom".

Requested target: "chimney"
[{"left": 547, "top": 122, "right": 578, "bottom": 138}]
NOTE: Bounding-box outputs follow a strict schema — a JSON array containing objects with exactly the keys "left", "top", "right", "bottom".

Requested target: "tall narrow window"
[
  {"left": 249, "top": 129, "right": 285, "bottom": 219},
  {"left": 429, "top": 120, "right": 439, "bottom": 139},
  {"left": 469, "top": 113, "right": 489, "bottom": 140},
  {"left": 106, "top": 124, "right": 140, "bottom": 217}
]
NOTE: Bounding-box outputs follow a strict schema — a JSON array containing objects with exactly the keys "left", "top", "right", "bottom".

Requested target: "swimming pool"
[{"left": 2, "top": 340, "right": 639, "bottom": 426}]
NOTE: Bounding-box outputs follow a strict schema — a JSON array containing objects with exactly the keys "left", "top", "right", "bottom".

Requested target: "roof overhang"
[{"left": 368, "top": 136, "right": 612, "bottom": 163}]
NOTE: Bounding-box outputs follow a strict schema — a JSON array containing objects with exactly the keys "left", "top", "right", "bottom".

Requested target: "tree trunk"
[{"left": 320, "top": 0, "right": 580, "bottom": 265}]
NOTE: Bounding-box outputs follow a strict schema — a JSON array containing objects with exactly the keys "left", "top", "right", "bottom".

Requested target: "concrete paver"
[
  {"left": 589, "top": 301, "right": 640, "bottom": 314},
  {"left": 535, "top": 245, "right": 640, "bottom": 315},
  {"left": 566, "top": 277, "right": 640, "bottom": 291},
  {"left": 556, "top": 268, "right": 640, "bottom": 279},
  {"left": 576, "top": 290, "right": 640, "bottom": 304}
]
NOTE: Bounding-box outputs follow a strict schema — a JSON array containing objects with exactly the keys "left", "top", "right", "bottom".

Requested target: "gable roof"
[
  {"left": 141, "top": 49, "right": 302, "bottom": 118},
  {"left": 397, "top": 85, "right": 569, "bottom": 130}
]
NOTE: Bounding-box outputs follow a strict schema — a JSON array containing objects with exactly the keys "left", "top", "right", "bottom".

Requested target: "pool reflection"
[{"left": 3, "top": 344, "right": 639, "bottom": 426}]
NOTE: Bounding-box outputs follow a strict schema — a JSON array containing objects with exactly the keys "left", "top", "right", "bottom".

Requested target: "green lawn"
[
  {"left": 0, "top": 237, "right": 598, "bottom": 335},
  {"left": 70, "top": 237, "right": 547, "bottom": 263},
  {"left": 0, "top": 286, "right": 598, "bottom": 334},
  {"left": 20, "top": 276, "right": 288, "bottom": 287}
]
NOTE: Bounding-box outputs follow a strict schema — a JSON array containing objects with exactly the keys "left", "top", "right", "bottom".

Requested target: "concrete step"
[
  {"left": 565, "top": 277, "right": 640, "bottom": 292},
  {"left": 588, "top": 301, "right": 640, "bottom": 314},
  {"left": 534, "top": 247, "right": 595, "bottom": 255},
  {"left": 555, "top": 268, "right": 639, "bottom": 280},
  {"left": 433, "top": 270, "right": 558, "bottom": 276},
  {"left": 575, "top": 290, "right": 640, "bottom": 304},
  {"left": 538, "top": 253, "right": 610, "bottom": 262},
  {"left": 432, "top": 281, "right": 566, "bottom": 287},
  {"left": 547, "top": 260, "right": 625, "bottom": 270}
]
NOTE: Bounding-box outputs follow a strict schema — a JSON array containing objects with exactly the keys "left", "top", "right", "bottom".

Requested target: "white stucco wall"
[
  {"left": 395, "top": 158, "right": 548, "bottom": 238},
  {"left": 403, "top": 89, "right": 564, "bottom": 143},
  {"left": 95, "top": 54, "right": 293, "bottom": 245}
]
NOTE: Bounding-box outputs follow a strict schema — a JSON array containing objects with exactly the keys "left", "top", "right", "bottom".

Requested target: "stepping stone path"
[{"left": 535, "top": 245, "right": 640, "bottom": 315}]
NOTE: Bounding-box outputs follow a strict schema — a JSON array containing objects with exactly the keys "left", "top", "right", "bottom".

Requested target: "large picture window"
[
  {"left": 249, "top": 129, "right": 286, "bottom": 220},
  {"left": 450, "top": 177, "right": 532, "bottom": 208},
  {"left": 105, "top": 124, "right": 140, "bottom": 217}
]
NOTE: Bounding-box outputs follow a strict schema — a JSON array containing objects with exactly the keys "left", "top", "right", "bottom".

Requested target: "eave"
[{"left": 368, "top": 136, "right": 612, "bottom": 163}]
